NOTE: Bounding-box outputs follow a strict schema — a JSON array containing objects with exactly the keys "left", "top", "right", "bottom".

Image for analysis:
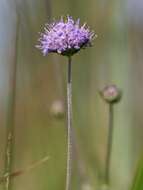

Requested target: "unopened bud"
[
  {"left": 100, "top": 85, "right": 121, "bottom": 103},
  {"left": 50, "top": 100, "right": 65, "bottom": 119}
]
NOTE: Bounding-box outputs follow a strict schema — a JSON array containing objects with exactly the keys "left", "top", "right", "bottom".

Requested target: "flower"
[
  {"left": 99, "top": 85, "right": 121, "bottom": 103},
  {"left": 36, "top": 16, "right": 96, "bottom": 56}
]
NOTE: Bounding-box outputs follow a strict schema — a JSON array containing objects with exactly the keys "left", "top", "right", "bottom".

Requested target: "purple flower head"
[{"left": 36, "top": 16, "right": 96, "bottom": 56}]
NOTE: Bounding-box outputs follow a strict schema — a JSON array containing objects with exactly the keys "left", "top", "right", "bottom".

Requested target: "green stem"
[
  {"left": 4, "top": 17, "right": 19, "bottom": 190},
  {"left": 65, "top": 56, "right": 73, "bottom": 190},
  {"left": 105, "top": 104, "right": 114, "bottom": 185}
]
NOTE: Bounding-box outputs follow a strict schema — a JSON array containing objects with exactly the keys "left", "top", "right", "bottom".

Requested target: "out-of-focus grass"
[
  {"left": 0, "top": 0, "right": 143, "bottom": 190},
  {"left": 131, "top": 155, "right": 143, "bottom": 190}
]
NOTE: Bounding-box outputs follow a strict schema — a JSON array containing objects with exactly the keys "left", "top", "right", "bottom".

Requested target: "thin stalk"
[
  {"left": 4, "top": 17, "right": 19, "bottom": 190},
  {"left": 0, "top": 156, "right": 49, "bottom": 184},
  {"left": 105, "top": 104, "right": 114, "bottom": 185},
  {"left": 65, "top": 56, "right": 73, "bottom": 190}
]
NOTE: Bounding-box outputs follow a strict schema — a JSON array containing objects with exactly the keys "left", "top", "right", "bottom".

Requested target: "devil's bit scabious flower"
[
  {"left": 36, "top": 16, "right": 96, "bottom": 190},
  {"left": 37, "top": 16, "right": 96, "bottom": 56}
]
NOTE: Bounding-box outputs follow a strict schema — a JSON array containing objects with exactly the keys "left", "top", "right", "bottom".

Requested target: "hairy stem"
[
  {"left": 65, "top": 56, "right": 73, "bottom": 190},
  {"left": 105, "top": 104, "right": 114, "bottom": 185}
]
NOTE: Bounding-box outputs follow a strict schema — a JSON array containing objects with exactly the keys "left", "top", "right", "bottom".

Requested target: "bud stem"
[{"left": 105, "top": 104, "right": 114, "bottom": 185}]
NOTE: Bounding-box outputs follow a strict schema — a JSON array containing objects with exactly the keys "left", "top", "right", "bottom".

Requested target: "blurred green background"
[{"left": 0, "top": 0, "right": 143, "bottom": 190}]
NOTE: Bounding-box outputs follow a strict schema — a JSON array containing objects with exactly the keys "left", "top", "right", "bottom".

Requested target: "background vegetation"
[{"left": 0, "top": 0, "right": 143, "bottom": 190}]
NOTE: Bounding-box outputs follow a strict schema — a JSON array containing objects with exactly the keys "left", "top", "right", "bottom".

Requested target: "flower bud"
[
  {"left": 100, "top": 85, "right": 121, "bottom": 103},
  {"left": 50, "top": 100, "right": 65, "bottom": 119}
]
